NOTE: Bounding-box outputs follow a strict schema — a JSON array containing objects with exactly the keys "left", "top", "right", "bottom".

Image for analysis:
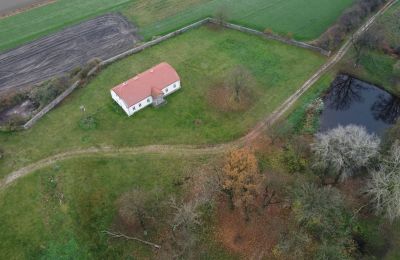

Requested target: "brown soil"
[
  {"left": 205, "top": 23, "right": 224, "bottom": 31},
  {"left": 215, "top": 196, "right": 289, "bottom": 259},
  {"left": 207, "top": 82, "right": 254, "bottom": 113},
  {"left": 0, "top": 13, "right": 140, "bottom": 94},
  {"left": 0, "top": 0, "right": 55, "bottom": 19}
]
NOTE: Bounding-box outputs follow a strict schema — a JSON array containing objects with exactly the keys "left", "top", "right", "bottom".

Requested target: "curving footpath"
[{"left": 0, "top": 0, "right": 397, "bottom": 191}]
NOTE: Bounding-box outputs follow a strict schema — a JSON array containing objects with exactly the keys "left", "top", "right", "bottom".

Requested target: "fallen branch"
[{"left": 101, "top": 230, "right": 161, "bottom": 249}]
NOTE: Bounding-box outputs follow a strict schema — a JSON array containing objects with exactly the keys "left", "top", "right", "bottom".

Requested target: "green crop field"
[
  {"left": 0, "top": 26, "right": 326, "bottom": 178},
  {"left": 0, "top": 154, "right": 232, "bottom": 259},
  {"left": 0, "top": 0, "right": 355, "bottom": 52}
]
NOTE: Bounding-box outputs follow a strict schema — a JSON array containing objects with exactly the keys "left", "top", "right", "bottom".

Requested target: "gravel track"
[{"left": 0, "top": 13, "right": 139, "bottom": 94}]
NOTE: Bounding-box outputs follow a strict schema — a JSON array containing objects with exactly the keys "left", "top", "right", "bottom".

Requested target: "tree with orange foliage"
[{"left": 222, "top": 148, "right": 262, "bottom": 220}]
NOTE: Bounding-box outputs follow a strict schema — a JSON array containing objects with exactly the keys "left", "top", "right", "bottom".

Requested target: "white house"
[{"left": 110, "top": 62, "right": 181, "bottom": 116}]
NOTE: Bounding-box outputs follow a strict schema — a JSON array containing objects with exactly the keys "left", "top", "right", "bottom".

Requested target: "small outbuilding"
[{"left": 110, "top": 62, "right": 181, "bottom": 116}]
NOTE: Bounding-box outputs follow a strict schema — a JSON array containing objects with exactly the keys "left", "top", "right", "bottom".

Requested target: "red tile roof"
[{"left": 111, "top": 62, "right": 180, "bottom": 108}]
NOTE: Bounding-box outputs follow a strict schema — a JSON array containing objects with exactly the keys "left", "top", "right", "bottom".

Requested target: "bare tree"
[
  {"left": 312, "top": 125, "right": 380, "bottom": 183},
  {"left": 229, "top": 66, "right": 251, "bottom": 102},
  {"left": 117, "top": 188, "right": 149, "bottom": 230},
  {"left": 366, "top": 141, "right": 400, "bottom": 222},
  {"left": 352, "top": 25, "right": 384, "bottom": 66},
  {"left": 166, "top": 197, "right": 202, "bottom": 259}
]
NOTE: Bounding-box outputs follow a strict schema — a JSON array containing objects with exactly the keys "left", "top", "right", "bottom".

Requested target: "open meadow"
[
  {"left": 0, "top": 154, "right": 231, "bottom": 259},
  {"left": 0, "top": 0, "right": 355, "bottom": 52},
  {"left": 0, "top": 26, "right": 326, "bottom": 178}
]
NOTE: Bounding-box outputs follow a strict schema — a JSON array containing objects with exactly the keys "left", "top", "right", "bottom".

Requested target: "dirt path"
[{"left": 0, "top": 0, "right": 397, "bottom": 190}]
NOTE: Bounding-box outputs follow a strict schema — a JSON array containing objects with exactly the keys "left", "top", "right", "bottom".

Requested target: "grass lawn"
[
  {"left": 0, "top": 26, "right": 326, "bottom": 177},
  {"left": 0, "top": 0, "right": 355, "bottom": 52},
  {"left": 276, "top": 72, "right": 335, "bottom": 135},
  {"left": 0, "top": 154, "right": 233, "bottom": 259}
]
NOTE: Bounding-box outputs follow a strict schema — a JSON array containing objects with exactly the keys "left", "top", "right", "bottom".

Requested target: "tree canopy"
[{"left": 312, "top": 125, "right": 380, "bottom": 182}]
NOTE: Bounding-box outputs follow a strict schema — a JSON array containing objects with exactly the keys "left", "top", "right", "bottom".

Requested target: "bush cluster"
[{"left": 30, "top": 76, "right": 71, "bottom": 108}]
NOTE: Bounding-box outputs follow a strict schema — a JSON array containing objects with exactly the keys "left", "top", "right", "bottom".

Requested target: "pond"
[{"left": 319, "top": 74, "right": 400, "bottom": 136}]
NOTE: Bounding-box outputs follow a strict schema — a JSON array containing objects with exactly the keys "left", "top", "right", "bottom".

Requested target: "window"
[
  {"left": 132, "top": 106, "right": 135, "bottom": 110},
  {"left": 165, "top": 88, "right": 168, "bottom": 93},
  {"left": 147, "top": 98, "right": 150, "bottom": 103},
  {"left": 139, "top": 103, "right": 142, "bottom": 107},
  {"left": 173, "top": 84, "right": 176, "bottom": 88}
]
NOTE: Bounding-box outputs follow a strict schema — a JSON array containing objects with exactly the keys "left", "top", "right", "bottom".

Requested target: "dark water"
[{"left": 319, "top": 75, "right": 400, "bottom": 136}]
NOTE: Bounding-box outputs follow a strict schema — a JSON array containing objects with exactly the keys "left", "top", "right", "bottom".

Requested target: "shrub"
[
  {"left": 79, "top": 115, "right": 97, "bottom": 130},
  {"left": 263, "top": 28, "right": 273, "bottom": 35},
  {"left": 0, "top": 91, "right": 29, "bottom": 114},
  {"left": 3, "top": 114, "right": 26, "bottom": 131},
  {"left": 30, "top": 76, "right": 71, "bottom": 108},
  {"left": 276, "top": 182, "right": 356, "bottom": 259},
  {"left": 69, "top": 66, "right": 82, "bottom": 78},
  {"left": 76, "top": 58, "right": 102, "bottom": 82},
  {"left": 286, "top": 32, "right": 294, "bottom": 40},
  {"left": 282, "top": 144, "right": 307, "bottom": 174}
]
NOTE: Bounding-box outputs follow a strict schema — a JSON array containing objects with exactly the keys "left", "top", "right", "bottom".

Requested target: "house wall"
[
  {"left": 127, "top": 96, "right": 153, "bottom": 116},
  {"left": 162, "top": 80, "right": 181, "bottom": 97},
  {"left": 111, "top": 90, "right": 130, "bottom": 115},
  {"left": 111, "top": 80, "right": 181, "bottom": 116}
]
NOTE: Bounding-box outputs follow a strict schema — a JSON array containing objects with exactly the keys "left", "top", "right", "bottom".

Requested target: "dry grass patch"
[{"left": 208, "top": 67, "right": 257, "bottom": 113}]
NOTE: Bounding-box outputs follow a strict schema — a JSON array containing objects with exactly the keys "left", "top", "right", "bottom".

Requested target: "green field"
[
  {"left": 0, "top": 0, "right": 355, "bottom": 52},
  {"left": 0, "top": 26, "right": 326, "bottom": 178},
  {"left": 0, "top": 154, "right": 231, "bottom": 259}
]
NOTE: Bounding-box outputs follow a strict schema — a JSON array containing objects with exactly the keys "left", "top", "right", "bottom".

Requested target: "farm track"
[
  {"left": 0, "top": 0, "right": 397, "bottom": 190},
  {"left": 0, "top": 13, "right": 139, "bottom": 94}
]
